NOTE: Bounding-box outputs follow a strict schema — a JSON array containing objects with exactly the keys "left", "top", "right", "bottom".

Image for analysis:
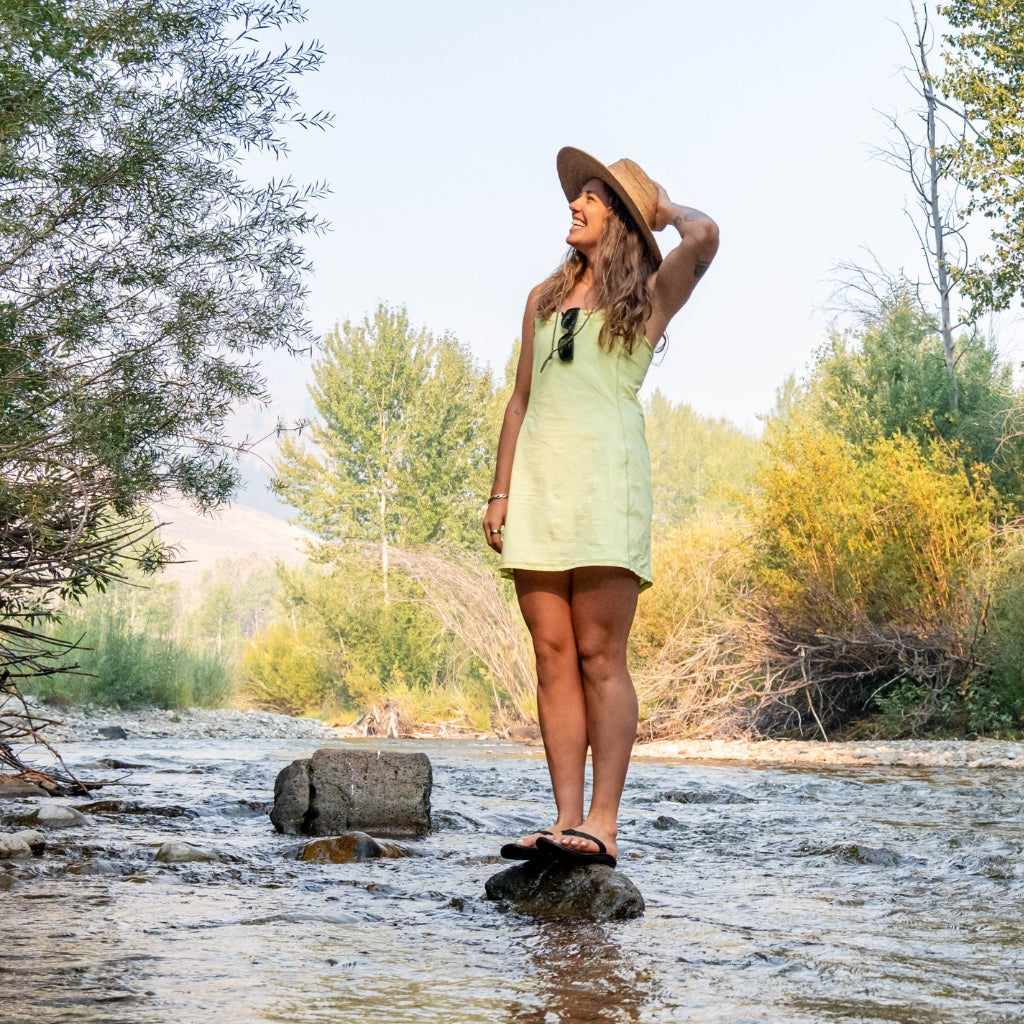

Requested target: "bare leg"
[
  {"left": 548, "top": 566, "right": 639, "bottom": 859},
  {"left": 512, "top": 569, "right": 587, "bottom": 843}
]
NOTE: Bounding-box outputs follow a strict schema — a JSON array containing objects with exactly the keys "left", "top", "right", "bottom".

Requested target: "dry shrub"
[
  {"left": 636, "top": 601, "right": 979, "bottom": 741},
  {"left": 633, "top": 517, "right": 754, "bottom": 737},
  {"left": 633, "top": 423, "right": 997, "bottom": 739},
  {"left": 388, "top": 546, "right": 536, "bottom": 728}
]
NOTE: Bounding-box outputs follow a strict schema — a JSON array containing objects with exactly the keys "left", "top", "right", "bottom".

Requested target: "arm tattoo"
[
  {"left": 672, "top": 207, "right": 710, "bottom": 231},
  {"left": 693, "top": 240, "right": 717, "bottom": 279}
]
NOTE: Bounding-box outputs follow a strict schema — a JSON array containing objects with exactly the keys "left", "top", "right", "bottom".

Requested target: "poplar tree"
[
  {"left": 272, "top": 303, "right": 498, "bottom": 593},
  {"left": 644, "top": 390, "right": 758, "bottom": 526},
  {"left": 940, "top": 0, "right": 1024, "bottom": 313}
]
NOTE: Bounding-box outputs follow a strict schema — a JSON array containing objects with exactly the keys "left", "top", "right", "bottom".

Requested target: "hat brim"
[{"left": 556, "top": 146, "right": 662, "bottom": 267}]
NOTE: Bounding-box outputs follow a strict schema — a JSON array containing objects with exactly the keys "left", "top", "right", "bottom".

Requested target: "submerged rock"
[
  {"left": 485, "top": 860, "right": 645, "bottom": 921},
  {"left": 154, "top": 840, "right": 220, "bottom": 864},
  {"left": 75, "top": 799, "right": 198, "bottom": 819},
  {"left": 661, "top": 788, "right": 754, "bottom": 805},
  {"left": 0, "top": 829, "right": 45, "bottom": 859},
  {"left": 270, "top": 749, "right": 432, "bottom": 838},
  {"left": 19, "top": 803, "right": 89, "bottom": 828},
  {"left": 298, "top": 831, "right": 415, "bottom": 863},
  {"left": 507, "top": 725, "right": 542, "bottom": 742}
]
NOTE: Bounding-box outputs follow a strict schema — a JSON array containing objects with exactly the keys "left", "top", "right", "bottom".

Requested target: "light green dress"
[{"left": 500, "top": 310, "right": 654, "bottom": 591}]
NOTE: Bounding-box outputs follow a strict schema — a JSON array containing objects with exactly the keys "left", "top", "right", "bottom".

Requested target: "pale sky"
[{"left": 231, "top": 0, "right": 1023, "bottom": 503}]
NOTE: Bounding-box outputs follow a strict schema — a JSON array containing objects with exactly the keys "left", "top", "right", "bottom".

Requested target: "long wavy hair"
[{"left": 535, "top": 189, "right": 661, "bottom": 353}]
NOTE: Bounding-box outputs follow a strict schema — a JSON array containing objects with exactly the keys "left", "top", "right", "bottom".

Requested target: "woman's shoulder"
[{"left": 526, "top": 283, "right": 549, "bottom": 323}]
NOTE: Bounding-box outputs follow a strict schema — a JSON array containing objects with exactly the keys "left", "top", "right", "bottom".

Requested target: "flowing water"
[{"left": 2, "top": 736, "right": 1023, "bottom": 1024}]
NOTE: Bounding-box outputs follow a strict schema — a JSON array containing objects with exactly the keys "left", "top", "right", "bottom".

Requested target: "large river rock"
[
  {"left": 485, "top": 860, "right": 645, "bottom": 920},
  {"left": 270, "top": 748, "right": 432, "bottom": 838}
]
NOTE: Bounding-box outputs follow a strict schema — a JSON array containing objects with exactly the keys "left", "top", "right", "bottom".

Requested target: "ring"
[{"left": 489, "top": 530, "right": 501, "bottom": 534}]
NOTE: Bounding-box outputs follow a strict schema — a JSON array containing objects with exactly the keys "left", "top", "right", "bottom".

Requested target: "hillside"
[{"left": 150, "top": 498, "right": 310, "bottom": 588}]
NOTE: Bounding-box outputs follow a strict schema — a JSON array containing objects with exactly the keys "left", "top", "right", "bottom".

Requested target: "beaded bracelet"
[{"left": 487, "top": 493, "right": 509, "bottom": 503}]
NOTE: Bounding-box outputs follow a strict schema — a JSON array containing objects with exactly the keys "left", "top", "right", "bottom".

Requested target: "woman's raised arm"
[{"left": 645, "top": 185, "right": 719, "bottom": 343}]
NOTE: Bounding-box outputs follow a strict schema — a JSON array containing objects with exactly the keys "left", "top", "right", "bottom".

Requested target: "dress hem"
[{"left": 499, "top": 560, "right": 653, "bottom": 593}]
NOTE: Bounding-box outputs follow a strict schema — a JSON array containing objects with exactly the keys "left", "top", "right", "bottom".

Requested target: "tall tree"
[
  {"left": 0, "top": 0, "right": 327, "bottom": 697},
  {"left": 940, "top": 0, "right": 1024, "bottom": 314},
  {"left": 836, "top": 1, "right": 973, "bottom": 410},
  {"left": 272, "top": 303, "right": 498, "bottom": 593},
  {"left": 644, "top": 390, "right": 758, "bottom": 527},
  {"left": 781, "top": 280, "right": 1024, "bottom": 502}
]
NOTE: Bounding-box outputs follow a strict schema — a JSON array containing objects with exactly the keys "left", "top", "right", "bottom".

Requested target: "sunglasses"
[{"left": 539, "top": 307, "right": 582, "bottom": 373}]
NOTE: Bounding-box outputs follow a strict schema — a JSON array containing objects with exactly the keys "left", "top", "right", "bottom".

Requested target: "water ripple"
[{"left": 1, "top": 737, "right": 1022, "bottom": 1023}]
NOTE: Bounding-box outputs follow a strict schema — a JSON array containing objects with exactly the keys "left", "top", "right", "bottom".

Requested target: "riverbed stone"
[
  {"left": 19, "top": 803, "right": 89, "bottom": 828},
  {"left": 270, "top": 749, "right": 432, "bottom": 838},
  {"left": 0, "top": 829, "right": 45, "bottom": 859},
  {"left": 0, "top": 775, "right": 48, "bottom": 798},
  {"left": 75, "top": 798, "right": 199, "bottom": 819},
  {"left": 154, "top": 840, "right": 220, "bottom": 863},
  {"left": 298, "top": 831, "right": 414, "bottom": 863},
  {"left": 485, "top": 860, "right": 645, "bottom": 921}
]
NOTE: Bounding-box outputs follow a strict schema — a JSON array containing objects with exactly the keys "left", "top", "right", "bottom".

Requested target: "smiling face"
[{"left": 566, "top": 177, "right": 612, "bottom": 254}]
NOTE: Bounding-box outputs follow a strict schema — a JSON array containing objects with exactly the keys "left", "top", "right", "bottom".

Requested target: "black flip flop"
[
  {"left": 535, "top": 828, "right": 617, "bottom": 868},
  {"left": 500, "top": 829, "right": 555, "bottom": 861}
]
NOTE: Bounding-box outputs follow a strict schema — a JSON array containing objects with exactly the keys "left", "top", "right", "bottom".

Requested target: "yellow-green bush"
[
  {"left": 241, "top": 621, "right": 340, "bottom": 716},
  {"left": 632, "top": 516, "right": 750, "bottom": 662},
  {"left": 748, "top": 419, "right": 994, "bottom": 634},
  {"left": 966, "top": 529, "right": 1024, "bottom": 736}
]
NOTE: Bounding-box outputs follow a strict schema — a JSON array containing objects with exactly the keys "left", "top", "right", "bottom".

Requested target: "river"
[{"left": 2, "top": 736, "right": 1023, "bottom": 1023}]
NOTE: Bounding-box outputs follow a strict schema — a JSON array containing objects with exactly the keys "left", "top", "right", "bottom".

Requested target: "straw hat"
[{"left": 556, "top": 146, "right": 662, "bottom": 266}]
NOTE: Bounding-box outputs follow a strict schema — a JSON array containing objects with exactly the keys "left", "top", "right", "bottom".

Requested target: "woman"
[{"left": 484, "top": 147, "right": 719, "bottom": 868}]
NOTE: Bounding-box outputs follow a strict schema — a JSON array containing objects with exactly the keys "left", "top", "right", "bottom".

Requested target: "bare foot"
[
  {"left": 510, "top": 820, "right": 580, "bottom": 848},
  {"left": 544, "top": 821, "right": 618, "bottom": 859},
  {"left": 510, "top": 828, "right": 552, "bottom": 850}
]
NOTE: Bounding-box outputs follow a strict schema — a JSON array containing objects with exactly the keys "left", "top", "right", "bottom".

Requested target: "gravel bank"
[
  {"left": 13, "top": 698, "right": 1024, "bottom": 767},
  {"left": 633, "top": 737, "right": 1024, "bottom": 769},
  {"left": 19, "top": 697, "right": 338, "bottom": 744}
]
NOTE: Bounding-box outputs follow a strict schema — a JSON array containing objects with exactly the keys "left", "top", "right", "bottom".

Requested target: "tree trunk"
[{"left": 912, "top": 0, "right": 959, "bottom": 411}]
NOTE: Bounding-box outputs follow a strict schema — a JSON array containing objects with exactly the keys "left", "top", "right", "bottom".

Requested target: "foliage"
[
  {"left": 797, "top": 284, "right": 1022, "bottom": 497},
  {"left": 632, "top": 517, "right": 751, "bottom": 664},
  {"left": 967, "top": 531, "right": 1024, "bottom": 736},
  {"left": 272, "top": 303, "right": 500, "bottom": 585},
  {"left": 644, "top": 390, "right": 759, "bottom": 526},
  {"left": 242, "top": 553, "right": 496, "bottom": 728},
  {"left": 0, "top": 0, "right": 327, "bottom": 686},
  {"left": 940, "top": 0, "right": 1024, "bottom": 313},
  {"left": 388, "top": 546, "right": 537, "bottom": 726},
  {"left": 749, "top": 416, "right": 993, "bottom": 633},
  {"left": 185, "top": 560, "right": 281, "bottom": 661},
  {"left": 28, "top": 604, "right": 233, "bottom": 709},
  {"left": 631, "top": 516, "right": 754, "bottom": 738},
  {"left": 724, "top": 412, "right": 1002, "bottom": 736},
  {"left": 20, "top": 557, "right": 280, "bottom": 710},
  {"left": 240, "top": 620, "right": 338, "bottom": 716}
]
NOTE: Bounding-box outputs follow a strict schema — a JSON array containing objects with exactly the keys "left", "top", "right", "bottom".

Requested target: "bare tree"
[{"left": 835, "top": 1, "right": 975, "bottom": 410}]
